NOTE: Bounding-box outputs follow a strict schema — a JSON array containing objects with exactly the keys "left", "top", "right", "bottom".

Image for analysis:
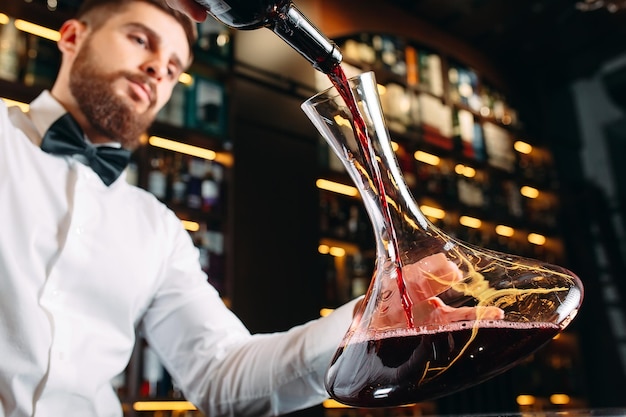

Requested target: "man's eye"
[
  {"left": 132, "top": 35, "right": 148, "bottom": 47},
  {"left": 167, "top": 66, "right": 179, "bottom": 80}
]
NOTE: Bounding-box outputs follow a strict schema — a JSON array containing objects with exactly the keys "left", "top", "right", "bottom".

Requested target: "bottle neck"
[{"left": 271, "top": 3, "right": 342, "bottom": 74}]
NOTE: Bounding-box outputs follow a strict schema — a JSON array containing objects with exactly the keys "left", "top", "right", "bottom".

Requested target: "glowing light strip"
[
  {"left": 495, "top": 225, "right": 514, "bottom": 237},
  {"left": 514, "top": 140, "right": 533, "bottom": 154},
  {"left": 323, "top": 399, "right": 415, "bottom": 409},
  {"left": 149, "top": 136, "right": 216, "bottom": 160},
  {"left": 0, "top": 13, "right": 9, "bottom": 25},
  {"left": 318, "top": 244, "right": 346, "bottom": 257},
  {"left": 14, "top": 19, "right": 60, "bottom": 41},
  {"left": 455, "top": 163, "right": 476, "bottom": 178},
  {"left": 178, "top": 72, "right": 193, "bottom": 85},
  {"left": 1, "top": 98, "right": 29, "bottom": 112},
  {"left": 133, "top": 401, "right": 197, "bottom": 411},
  {"left": 315, "top": 179, "right": 358, "bottom": 197},
  {"left": 181, "top": 220, "right": 200, "bottom": 232},
  {"left": 459, "top": 215, "right": 481, "bottom": 229},
  {"left": 414, "top": 150, "right": 440, "bottom": 166},
  {"left": 550, "top": 394, "right": 571, "bottom": 405},
  {"left": 516, "top": 394, "right": 536, "bottom": 406},
  {"left": 420, "top": 205, "right": 445, "bottom": 219},
  {"left": 520, "top": 185, "right": 539, "bottom": 199},
  {"left": 323, "top": 399, "right": 352, "bottom": 409},
  {"left": 528, "top": 233, "right": 546, "bottom": 245}
]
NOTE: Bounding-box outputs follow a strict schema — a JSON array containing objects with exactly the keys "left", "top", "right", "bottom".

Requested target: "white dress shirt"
[{"left": 0, "top": 91, "right": 356, "bottom": 417}]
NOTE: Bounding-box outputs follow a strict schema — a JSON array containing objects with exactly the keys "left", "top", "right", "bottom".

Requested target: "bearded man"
[{"left": 0, "top": 1, "right": 358, "bottom": 416}]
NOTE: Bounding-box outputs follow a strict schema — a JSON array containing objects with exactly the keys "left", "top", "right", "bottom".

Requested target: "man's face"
[{"left": 69, "top": 2, "right": 190, "bottom": 149}]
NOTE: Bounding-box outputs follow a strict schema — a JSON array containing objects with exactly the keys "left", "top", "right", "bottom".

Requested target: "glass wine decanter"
[{"left": 301, "top": 71, "right": 584, "bottom": 407}]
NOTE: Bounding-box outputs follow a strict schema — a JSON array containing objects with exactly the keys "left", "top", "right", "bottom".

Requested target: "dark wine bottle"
[{"left": 193, "top": 0, "right": 342, "bottom": 73}]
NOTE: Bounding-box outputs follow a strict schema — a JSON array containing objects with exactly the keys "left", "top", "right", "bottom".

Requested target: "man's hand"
[
  {"left": 370, "top": 253, "right": 504, "bottom": 329},
  {"left": 165, "top": 0, "right": 209, "bottom": 22}
]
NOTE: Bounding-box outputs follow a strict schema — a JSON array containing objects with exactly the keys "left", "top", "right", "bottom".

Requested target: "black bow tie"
[{"left": 40, "top": 113, "right": 131, "bottom": 186}]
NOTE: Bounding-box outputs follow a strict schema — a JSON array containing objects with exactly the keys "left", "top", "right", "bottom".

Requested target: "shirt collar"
[{"left": 28, "top": 90, "right": 68, "bottom": 145}]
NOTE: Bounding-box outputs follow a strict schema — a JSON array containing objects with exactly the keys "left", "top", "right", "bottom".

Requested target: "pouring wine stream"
[{"left": 328, "top": 65, "right": 415, "bottom": 328}]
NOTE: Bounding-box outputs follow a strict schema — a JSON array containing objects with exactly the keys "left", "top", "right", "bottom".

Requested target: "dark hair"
[{"left": 76, "top": 0, "right": 197, "bottom": 58}]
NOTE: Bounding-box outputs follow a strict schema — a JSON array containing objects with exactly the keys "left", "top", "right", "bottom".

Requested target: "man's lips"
[{"left": 127, "top": 78, "right": 154, "bottom": 106}]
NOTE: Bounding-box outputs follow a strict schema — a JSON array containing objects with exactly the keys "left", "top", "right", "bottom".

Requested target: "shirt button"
[{"left": 76, "top": 226, "right": 84, "bottom": 235}]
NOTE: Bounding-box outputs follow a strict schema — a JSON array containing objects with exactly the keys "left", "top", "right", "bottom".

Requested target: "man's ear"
[{"left": 57, "top": 19, "right": 88, "bottom": 56}]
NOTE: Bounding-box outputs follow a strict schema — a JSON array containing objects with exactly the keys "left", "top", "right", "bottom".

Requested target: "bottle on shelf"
[
  {"left": 141, "top": 344, "right": 170, "bottom": 398},
  {"left": 340, "top": 33, "right": 375, "bottom": 66},
  {"left": 170, "top": 154, "right": 189, "bottom": 206},
  {"left": 192, "top": 222, "right": 226, "bottom": 294},
  {"left": 327, "top": 196, "right": 348, "bottom": 240},
  {"left": 156, "top": 81, "right": 188, "bottom": 127},
  {"left": 394, "top": 142, "right": 417, "bottom": 189},
  {"left": 380, "top": 82, "right": 411, "bottom": 132},
  {"left": 186, "top": 157, "right": 206, "bottom": 210},
  {"left": 483, "top": 122, "right": 516, "bottom": 172},
  {"left": 453, "top": 108, "right": 486, "bottom": 160},
  {"left": 448, "top": 64, "right": 481, "bottom": 112},
  {"left": 0, "top": 18, "right": 21, "bottom": 82},
  {"left": 125, "top": 161, "right": 139, "bottom": 187},
  {"left": 200, "top": 160, "right": 220, "bottom": 212},
  {"left": 349, "top": 251, "right": 371, "bottom": 299},
  {"left": 23, "top": 35, "right": 60, "bottom": 88},
  {"left": 196, "top": 16, "right": 232, "bottom": 61},
  {"left": 419, "top": 50, "right": 444, "bottom": 96},
  {"left": 147, "top": 153, "right": 168, "bottom": 200}
]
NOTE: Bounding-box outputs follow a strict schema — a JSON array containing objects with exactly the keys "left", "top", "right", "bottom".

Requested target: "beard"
[{"left": 69, "top": 39, "right": 157, "bottom": 150}]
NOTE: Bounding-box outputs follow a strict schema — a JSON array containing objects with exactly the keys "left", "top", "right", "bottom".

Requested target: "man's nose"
[{"left": 141, "top": 56, "right": 167, "bottom": 80}]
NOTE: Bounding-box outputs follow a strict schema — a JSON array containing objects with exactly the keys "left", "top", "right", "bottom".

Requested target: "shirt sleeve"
[{"left": 140, "top": 210, "right": 357, "bottom": 416}]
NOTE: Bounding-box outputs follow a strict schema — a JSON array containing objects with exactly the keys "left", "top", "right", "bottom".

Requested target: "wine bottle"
[{"left": 193, "top": 0, "right": 342, "bottom": 73}]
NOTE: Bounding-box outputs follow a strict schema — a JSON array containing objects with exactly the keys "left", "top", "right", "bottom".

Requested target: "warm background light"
[
  {"left": 514, "top": 140, "right": 533, "bottom": 154},
  {"left": 528, "top": 233, "right": 546, "bottom": 245},
  {"left": 420, "top": 205, "right": 446, "bottom": 219},
  {"left": 316, "top": 179, "right": 359, "bottom": 197},
  {"left": 550, "top": 393, "right": 571, "bottom": 405},
  {"left": 149, "top": 136, "right": 216, "bottom": 160},
  {"left": 414, "top": 150, "right": 440, "bottom": 166},
  {"left": 516, "top": 394, "right": 536, "bottom": 406},
  {"left": 181, "top": 220, "right": 200, "bottom": 232},
  {"left": 133, "top": 401, "right": 196, "bottom": 411},
  {"left": 1, "top": 98, "right": 29, "bottom": 112},
  {"left": 178, "top": 72, "right": 193, "bottom": 85},
  {"left": 520, "top": 185, "right": 539, "bottom": 198},
  {"left": 323, "top": 399, "right": 352, "bottom": 409},
  {"left": 455, "top": 163, "right": 476, "bottom": 177},
  {"left": 459, "top": 215, "right": 481, "bottom": 228},
  {"left": 318, "top": 244, "right": 346, "bottom": 257},
  {"left": 14, "top": 19, "right": 60, "bottom": 41},
  {"left": 495, "top": 225, "right": 515, "bottom": 237}
]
